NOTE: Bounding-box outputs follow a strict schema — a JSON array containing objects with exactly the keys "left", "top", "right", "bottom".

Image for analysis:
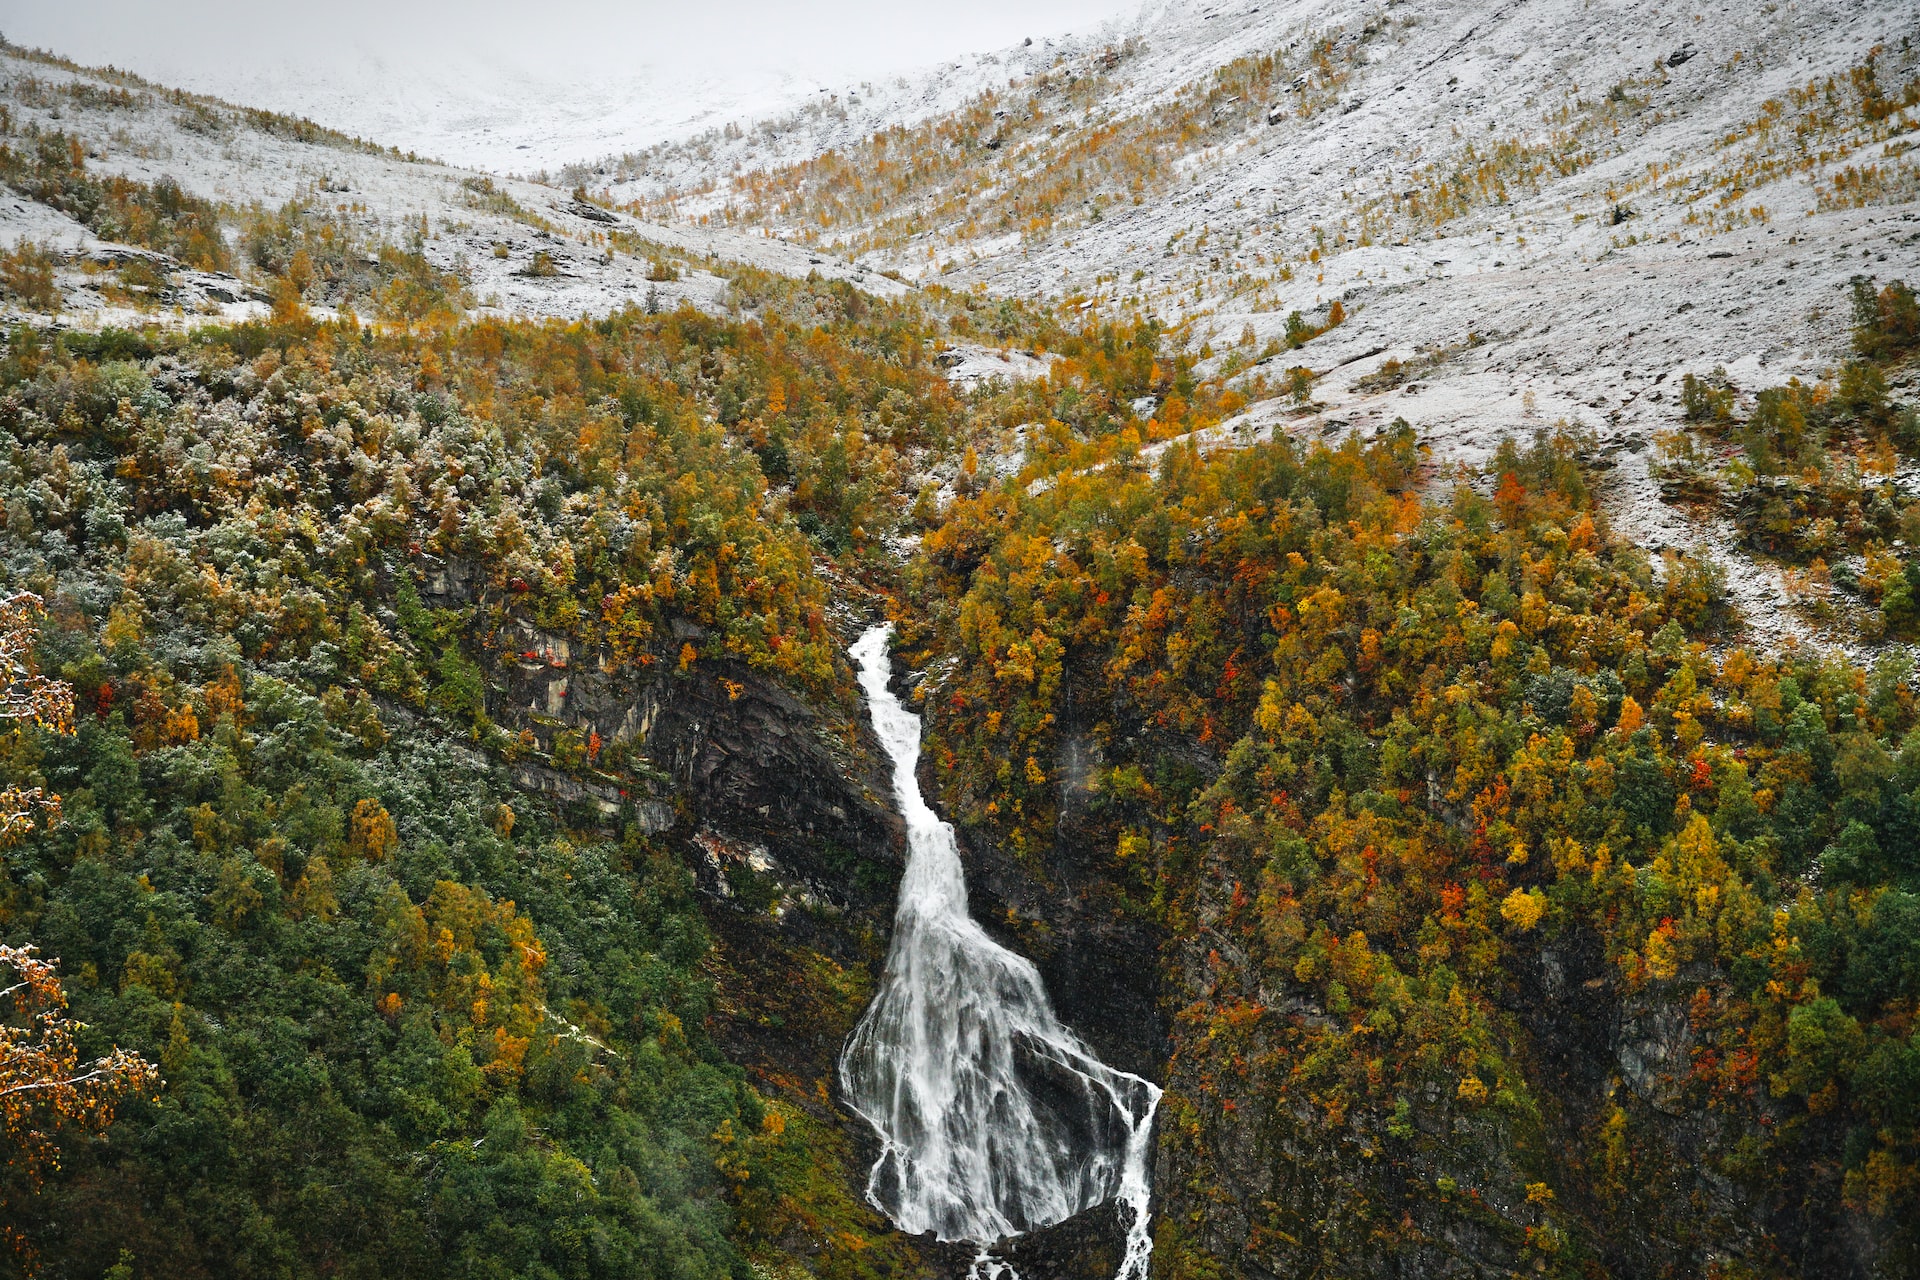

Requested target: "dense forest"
[
  {"left": 0, "top": 277, "right": 983, "bottom": 1278},
  {"left": 0, "top": 172, "right": 1918, "bottom": 1279},
  {"left": 894, "top": 281, "right": 1920, "bottom": 1276}
]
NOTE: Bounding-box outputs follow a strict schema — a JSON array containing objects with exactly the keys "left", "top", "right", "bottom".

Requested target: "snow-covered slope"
[
  {"left": 614, "top": 0, "right": 1920, "bottom": 646},
  {"left": 105, "top": 56, "right": 852, "bottom": 180},
  {"left": 589, "top": 26, "right": 1138, "bottom": 204},
  {"left": 0, "top": 45, "right": 906, "bottom": 329},
  {"left": 2, "top": 2, "right": 1143, "bottom": 177},
  {"left": 3, "top": 1, "right": 1919, "bottom": 646}
]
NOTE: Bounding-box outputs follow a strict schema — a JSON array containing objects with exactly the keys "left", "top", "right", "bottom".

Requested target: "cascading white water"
[{"left": 840, "top": 624, "right": 1160, "bottom": 1280}]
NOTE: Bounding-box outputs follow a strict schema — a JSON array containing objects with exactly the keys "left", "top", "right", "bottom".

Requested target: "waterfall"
[{"left": 839, "top": 624, "right": 1160, "bottom": 1280}]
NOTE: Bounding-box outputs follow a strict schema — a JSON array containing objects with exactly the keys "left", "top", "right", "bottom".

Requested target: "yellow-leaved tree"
[
  {"left": 1, "top": 945, "right": 161, "bottom": 1182},
  {"left": 0, "top": 594, "right": 73, "bottom": 841}
]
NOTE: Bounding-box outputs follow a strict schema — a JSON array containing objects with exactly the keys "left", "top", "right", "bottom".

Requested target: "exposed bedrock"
[{"left": 921, "top": 737, "right": 1172, "bottom": 1088}]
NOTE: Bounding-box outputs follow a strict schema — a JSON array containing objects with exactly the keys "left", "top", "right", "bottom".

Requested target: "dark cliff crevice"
[
  {"left": 911, "top": 701, "right": 1170, "bottom": 1087},
  {"left": 881, "top": 636, "right": 1168, "bottom": 1086}
]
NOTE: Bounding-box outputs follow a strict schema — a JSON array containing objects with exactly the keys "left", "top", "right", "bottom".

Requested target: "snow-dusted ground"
[
  {"left": 5, "top": 0, "right": 1920, "bottom": 650},
  {"left": 0, "top": 48, "right": 907, "bottom": 330},
  {"left": 936, "top": 342, "right": 1058, "bottom": 390},
  {"left": 3, "top": 4, "right": 1143, "bottom": 177},
  {"left": 100, "top": 56, "right": 864, "bottom": 180},
  {"left": 594, "top": 27, "right": 1139, "bottom": 203},
  {"left": 174, "top": 35, "right": 1137, "bottom": 183},
  {"left": 623, "top": 0, "right": 1920, "bottom": 649}
]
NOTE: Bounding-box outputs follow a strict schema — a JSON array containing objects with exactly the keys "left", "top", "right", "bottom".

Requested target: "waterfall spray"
[{"left": 839, "top": 625, "right": 1160, "bottom": 1280}]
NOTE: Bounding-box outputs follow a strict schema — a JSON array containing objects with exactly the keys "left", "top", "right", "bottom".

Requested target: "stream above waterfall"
[{"left": 838, "top": 624, "right": 1160, "bottom": 1280}]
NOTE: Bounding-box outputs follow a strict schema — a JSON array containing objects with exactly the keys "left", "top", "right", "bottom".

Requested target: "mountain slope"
[
  {"left": 616, "top": 0, "right": 1920, "bottom": 649},
  {"left": 2, "top": 10, "right": 1920, "bottom": 1280},
  {"left": 0, "top": 42, "right": 903, "bottom": 331}
]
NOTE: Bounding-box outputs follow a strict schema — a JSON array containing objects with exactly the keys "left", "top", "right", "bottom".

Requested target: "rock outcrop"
[{"left": 422, "top": 547, "right": 905, "bottom": 917}]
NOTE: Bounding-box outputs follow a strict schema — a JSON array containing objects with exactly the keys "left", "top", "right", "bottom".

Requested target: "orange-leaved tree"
[
  {"left": 0, "top": 592, "right": 158, "bottom": 1266},
  {"left": 1, "top": 944, "right": 160, "bottom": 1183}
]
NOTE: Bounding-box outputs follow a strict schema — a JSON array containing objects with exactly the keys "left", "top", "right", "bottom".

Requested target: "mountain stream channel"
[{"left": 839, "top": 624, "right": 1161, "bottom": 1280}]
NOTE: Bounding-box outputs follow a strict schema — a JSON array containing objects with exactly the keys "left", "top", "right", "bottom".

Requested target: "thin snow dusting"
[
  {"left": 0, "top": 47, "right": 908, "bottom": 329},
  {"left": 3, "top": 0, "right": 1919, "bottom": 653},
  {"left": 629, "top": 0, "right": 1920, "bottom": 650},
  {"left": 936, "top": 342, "right": 1058, "bottom": 390}
]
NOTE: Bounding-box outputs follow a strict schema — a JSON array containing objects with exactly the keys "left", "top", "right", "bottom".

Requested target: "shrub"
[
  {"left": 0, "top": 132, "right": 228, "bottom": 270},
  {"left": 1681, "top": 367, "right": 1736, "bottom": 425},
  {"left": 0, "top": 240, "right": 59, "bottom": 312},
  {"left": 1854, "top": 278, "right": 1919, "bottom": 363}
]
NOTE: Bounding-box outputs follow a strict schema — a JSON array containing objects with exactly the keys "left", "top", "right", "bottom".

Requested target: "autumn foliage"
[
  {"left": 901, "top": 417, "right": 1920, "bottom": 1273},
  {"left": 0, "top": 944, "right": 158, "bottom": 1183}
]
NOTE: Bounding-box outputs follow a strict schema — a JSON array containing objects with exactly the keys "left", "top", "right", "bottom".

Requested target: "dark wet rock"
[
  {"left": 468, "top": 575, "right": 903, "bottom": 910},
  {"left": 932, "top": 746, "right": 1169, "bottom": 1085},
  {"left": 1617, "top": 985, "right": 1696, "bottom": 1116},
  {"left": 998, "top": 1201, "right": 1129, "bottom": 1280},
  {"left": 898, "top": 1203, "right": 1129, "bottom": 1280}
]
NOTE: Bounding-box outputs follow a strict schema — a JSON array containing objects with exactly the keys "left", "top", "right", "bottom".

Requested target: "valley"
[{"left": 0, "top": 2, "right": 1918, "bottom": 1278}]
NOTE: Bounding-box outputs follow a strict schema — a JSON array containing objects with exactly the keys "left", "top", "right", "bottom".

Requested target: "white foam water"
[{"left": 839, "top": 624, "right": 1160, "bottom": 1280}]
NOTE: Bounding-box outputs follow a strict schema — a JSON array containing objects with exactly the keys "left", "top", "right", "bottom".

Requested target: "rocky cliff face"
[
  {"left": 433, "top": 561, "right": 937, "bottom": 1249},
  {"left": 903, "top": 663, "right": 1173, "bottom": 1279},
  {"left": 464, "top": 597, "right": 1891, "bottom": 1280},
  {"left": 494, "top": 634, "right": 900, "bottom": 903},
  {"left": 420, "top": 553, "right": 905, "bottom": 917},
  {"left": 942, "top": 766, "right": 1171, "bottom": 1089},
  {"left": 910, "top": 662, "right": 1171, "bottom": 1089},
  {"left": 1155, "top": 868, "right": 1891, "bottom": 1280}
]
